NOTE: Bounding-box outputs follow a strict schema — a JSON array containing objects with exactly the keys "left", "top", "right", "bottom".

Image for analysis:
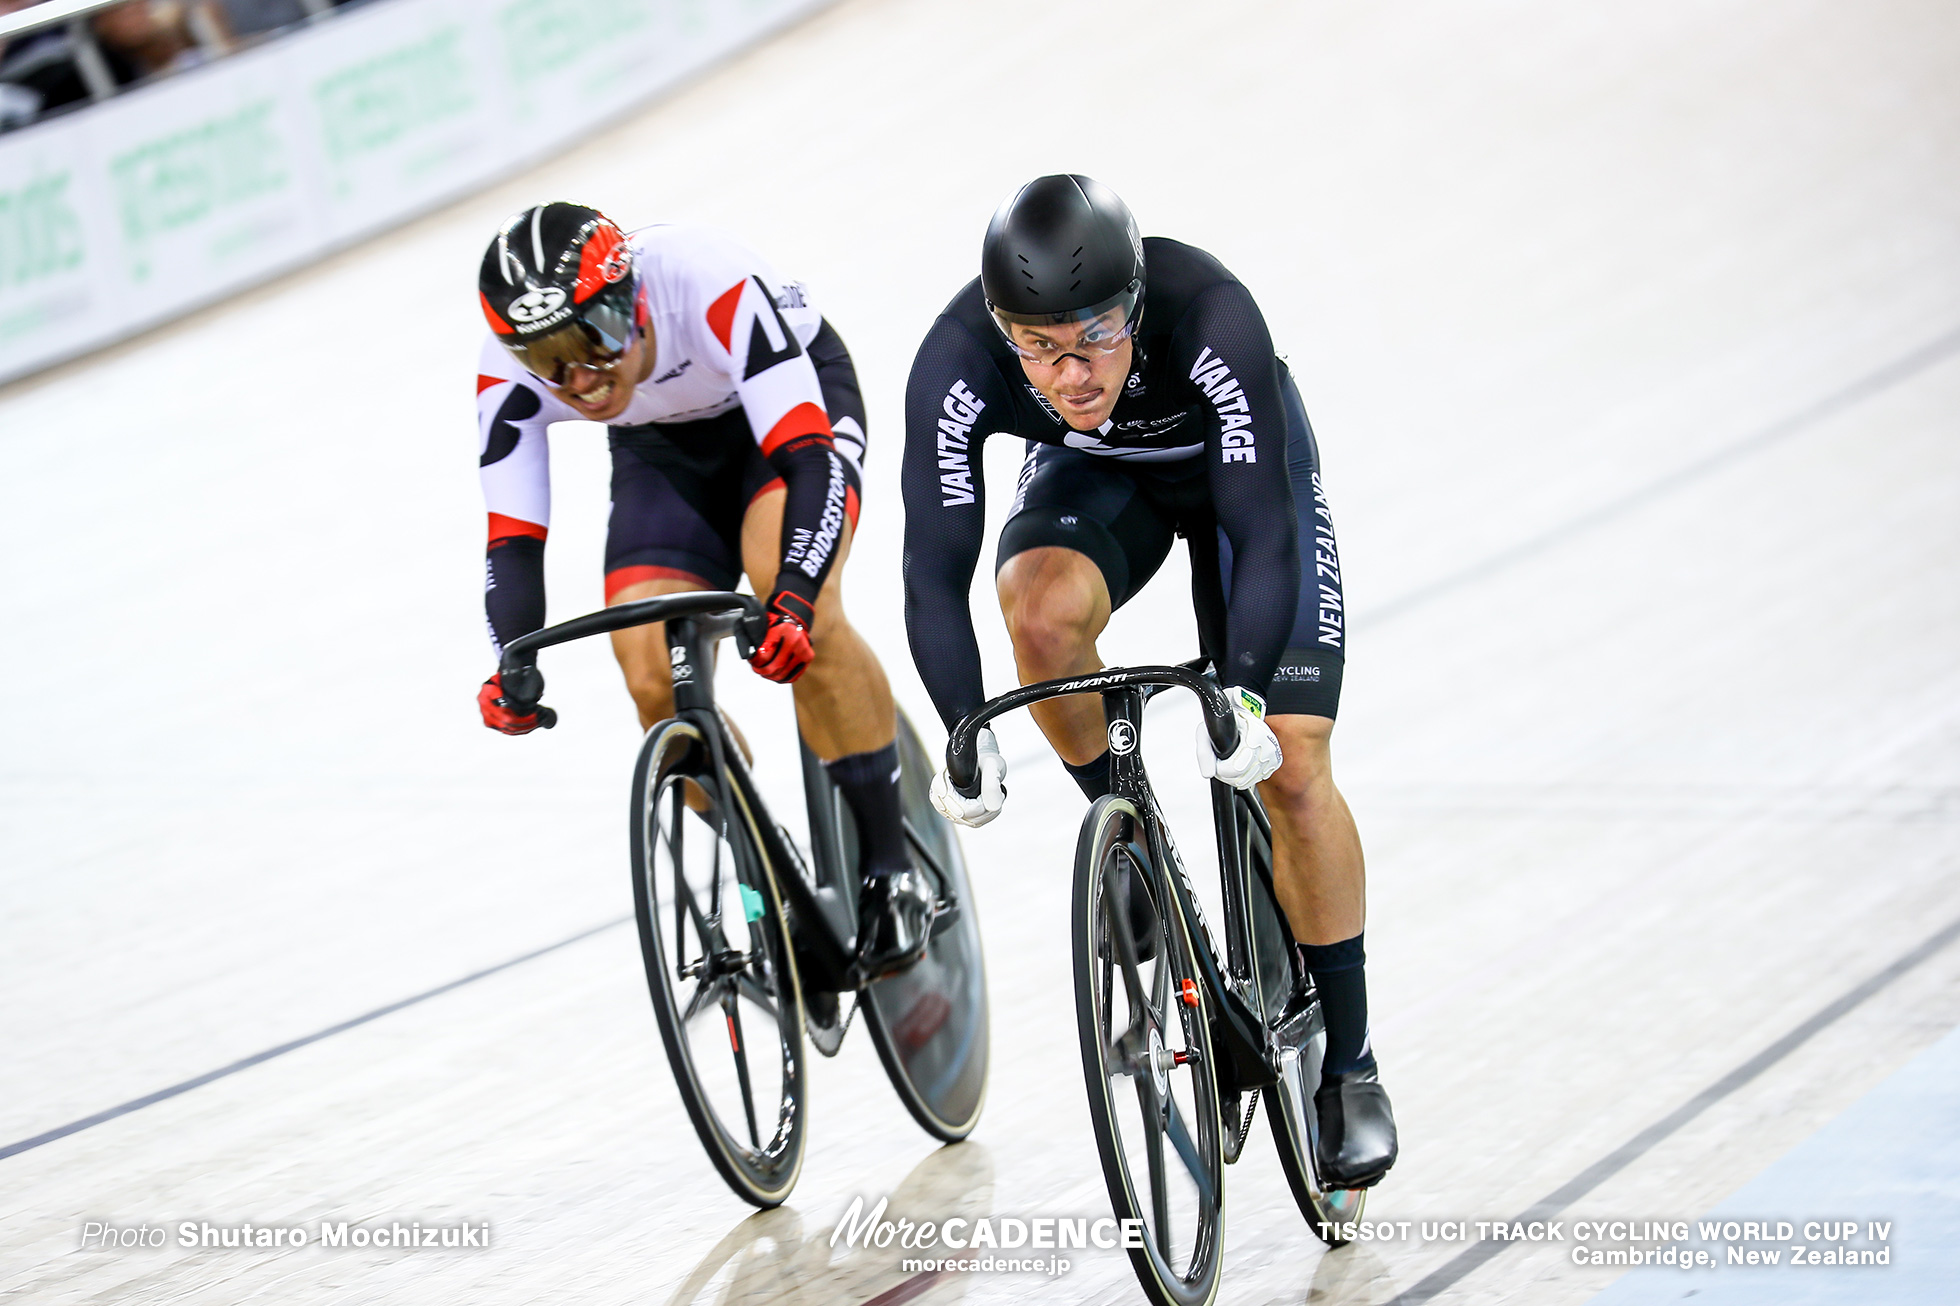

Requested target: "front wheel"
[
  {"left": 1072, "top": 796, "right": 1224, "bottom": 1306},
  {"left": 631, "top": 718, "right": 805, "bottom": 1207}
]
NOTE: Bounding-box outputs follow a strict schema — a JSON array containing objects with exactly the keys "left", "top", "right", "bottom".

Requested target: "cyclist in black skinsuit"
[{"left": 901, "top": 175, "right": 1396, "bottom": 1188}]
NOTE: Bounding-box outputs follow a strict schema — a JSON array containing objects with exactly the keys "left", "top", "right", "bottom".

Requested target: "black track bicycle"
[
  {"left": 499, "top": 591, "right": 989, "bottom": 1207},
  {"left": 945, "top": 661, "right": 1363, "bottom": 1306}
]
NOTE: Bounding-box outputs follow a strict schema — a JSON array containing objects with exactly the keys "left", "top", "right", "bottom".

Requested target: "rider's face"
[
  {"left": 549, "top": 324, "right": 655, "bottom": 421},
  {"left": 1010, "top": 312, "right": 1133, "bottom": 431}
]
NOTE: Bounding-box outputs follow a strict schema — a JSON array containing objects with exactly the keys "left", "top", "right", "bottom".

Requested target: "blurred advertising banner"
[{"left": 0, "top": 0, "right": 833, "bottom": 384}]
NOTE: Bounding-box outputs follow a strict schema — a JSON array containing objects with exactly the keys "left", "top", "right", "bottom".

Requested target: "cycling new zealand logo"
[{"left": 1107, "top": 719, "right": 1137, "bottom": 755}]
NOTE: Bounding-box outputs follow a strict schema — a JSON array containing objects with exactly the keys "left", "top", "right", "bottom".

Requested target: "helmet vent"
[{"left": 979, "top": 174, "right": 1142, "bottom": 324}]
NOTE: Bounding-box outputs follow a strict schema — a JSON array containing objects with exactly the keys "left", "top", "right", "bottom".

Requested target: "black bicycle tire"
[
  {"left": 1072, "top": 795, "right": 1224, "bottom": 1306},
  {"left": 859, "top": 711, "right": 990, "bottom": 1142},
  {"left": 630, "top": 718, "right": 807, "bottom": 1208}
]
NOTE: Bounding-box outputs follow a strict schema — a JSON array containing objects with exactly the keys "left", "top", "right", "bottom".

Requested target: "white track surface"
[{"left": 3, "top": 2, "right": 1958, "bottom": 1303}]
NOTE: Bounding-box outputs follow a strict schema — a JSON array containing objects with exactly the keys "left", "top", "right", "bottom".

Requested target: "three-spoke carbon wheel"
[
  {"left": 631, "top": 719, "right": 805, "bottom": 1207},
  {"left": 1072, "top": 796, "right": 1224, "bottom": 1306}
]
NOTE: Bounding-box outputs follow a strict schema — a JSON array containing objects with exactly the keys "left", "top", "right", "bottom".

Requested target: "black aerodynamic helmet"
[
  {"left": 479, "top": 202, "right": 643, "bottom": 384},
  {"left": 980, "top": 174, "right": 1144, "bottom": 349}
]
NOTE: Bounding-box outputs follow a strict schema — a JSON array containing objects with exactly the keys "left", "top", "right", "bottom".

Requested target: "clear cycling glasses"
[
  {"left": 988, "top": 281, "right": 1142, "bottom": 367},
  {"left": 500, "top": 277, "right": 642, "bottom": 387}
]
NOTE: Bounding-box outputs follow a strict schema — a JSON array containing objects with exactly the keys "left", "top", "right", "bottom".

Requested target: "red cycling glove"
[
  {"left": 749, "top": 591, "right": 815, "bottom": 683},
  {"left": 478, "top": 673, "right": 541, "bottom": 735}
]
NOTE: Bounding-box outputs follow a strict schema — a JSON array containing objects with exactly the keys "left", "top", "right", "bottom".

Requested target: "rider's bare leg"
[
  {"left": 604, "top": 575, "right": 752, "bottom": 753},
  {"left": 608, "top": 575, "right": 705, "bottom": 731},
  {"left": 995, "top": 545, "right": 1113, "bottom": 766},
  {"left": 741, "top": 486, "right": 926, "bottom": 971},
  {"left": 1264, "top": 712, "right": 1377, "bottom": 1088},
  {"left": 1260, "top": 715, "right": 1365, "bottom": 945},
  {"left": 737, "top": 485, "right": 895, "bottom": 761}
]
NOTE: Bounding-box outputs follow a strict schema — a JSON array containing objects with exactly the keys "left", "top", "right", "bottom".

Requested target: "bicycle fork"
[{"left": 1101, "top": 688, "right": 1276, "bottom": 1097}]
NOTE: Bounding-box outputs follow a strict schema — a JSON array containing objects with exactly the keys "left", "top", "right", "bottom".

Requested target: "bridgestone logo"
[{"left": 785, "top": 451, "right": 848, "bottom": 579}]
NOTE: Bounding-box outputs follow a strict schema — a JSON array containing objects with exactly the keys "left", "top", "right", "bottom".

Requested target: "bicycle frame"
[
  {"left": 499, "top": 593, "right": 856, "bottom": 989},
  {"left": 946, "top": 665, "right": 1280, "bottom": 1093},
  {"left": 498, "top": 590, "right": 957, "bottom": 994}
]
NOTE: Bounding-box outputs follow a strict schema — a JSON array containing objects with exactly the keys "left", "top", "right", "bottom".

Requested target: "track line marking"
[
  {"left": 0, "top": 915, "right": 632, "bottom": 1163},
  {"left": 1365, "top": 322, "right": 1960, "bottom": 628},
  {"left": 1386, "top": 909, "right": 1960, "bottom": 1303}
]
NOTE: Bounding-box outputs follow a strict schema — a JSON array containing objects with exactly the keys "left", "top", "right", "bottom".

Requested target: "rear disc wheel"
[
  {"left": 860, "top": 711, "right": 990, "bottom": 1142},
  {"left": 1267, "top": 1016, "right": 1367, "bottom": 1245}
]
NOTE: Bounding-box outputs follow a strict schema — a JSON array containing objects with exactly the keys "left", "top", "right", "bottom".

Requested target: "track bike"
[
  {"left": 499, "top": 591, "right": 989, "bottom": 1207},
  {"left": 945, "top": 661, "right": 1363, "bottom": 1306}
]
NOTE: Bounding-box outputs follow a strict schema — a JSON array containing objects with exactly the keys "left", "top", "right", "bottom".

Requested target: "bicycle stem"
[{"left": 495, "top": 590, "right": 767, "bottom": 718}]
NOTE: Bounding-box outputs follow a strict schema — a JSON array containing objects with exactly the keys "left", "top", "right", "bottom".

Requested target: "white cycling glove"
[
  {"left": 1196, "top": 687, "right": 1283, "bottom": 790},
  {"left": 931, "top": 726, "right": 1007, "bottom": 828}
]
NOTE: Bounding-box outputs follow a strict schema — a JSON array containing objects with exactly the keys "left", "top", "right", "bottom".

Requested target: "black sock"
[
  {"left": 1297, "top": 934, "right": 1373, "bottom": 1076},
  {"left": 1064, "top": 751, "right": 1113, "bottom": 801},
  {"left": 825, "top": 742, "right": 909, "bottom": 878}
]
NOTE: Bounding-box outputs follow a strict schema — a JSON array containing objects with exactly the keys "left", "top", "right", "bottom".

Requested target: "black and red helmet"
[{"left": 479, "top": 203, "right": 642, "bottom": 384}]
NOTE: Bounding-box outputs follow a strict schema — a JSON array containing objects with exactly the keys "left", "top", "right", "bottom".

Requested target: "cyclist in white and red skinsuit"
[{"left": 474, "top": 202, "right": 933, "bottom": 977}]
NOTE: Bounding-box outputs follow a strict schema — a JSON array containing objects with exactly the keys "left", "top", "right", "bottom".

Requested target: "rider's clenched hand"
[
  {"left": 931, "top": 727, "right": 1007, "bottom": 827},
  {"left": 478, "top": 673, "right": 541, "bottom": 735},
  {"left": 1196, "top": 687, "right": 1282, "bottom": 790},
  {"left": 749, "top": 592, "right": 815, "bottom": 683}
]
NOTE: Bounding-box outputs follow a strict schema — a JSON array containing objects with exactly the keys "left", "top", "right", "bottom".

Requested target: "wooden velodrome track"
[{"left": 3, "top": 1, "right": 1956, "bottom": 1301}]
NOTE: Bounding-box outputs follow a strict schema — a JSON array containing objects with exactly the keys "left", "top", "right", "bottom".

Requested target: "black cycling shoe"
[
  {"left": 856, "top": 868, "right": 936, "bottom": 980},
  {"left": 1313, "top": 1062, "right": 1398, "bottom": 1189}
]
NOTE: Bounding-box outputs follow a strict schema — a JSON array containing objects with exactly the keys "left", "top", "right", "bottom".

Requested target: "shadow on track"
[{"left": 666, "top": 1143, "right": 996, "bottom": 1305}]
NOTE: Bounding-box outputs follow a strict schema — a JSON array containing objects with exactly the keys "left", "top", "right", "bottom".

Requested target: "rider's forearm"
[
  {"left": 484, "top": 535, "right": 546, "bottom": 656},
  {"left": 901, "top": 433, "right": 989, "bottom": 729},
  {"left": 1219, "top": 526, "right": 1300, "bottom": 696},
  {"left": 764, "top": 434, "right": 851, "bottom": 611},
  {"left": 904, "top": 573, "right": 988, "bottom": 731}
]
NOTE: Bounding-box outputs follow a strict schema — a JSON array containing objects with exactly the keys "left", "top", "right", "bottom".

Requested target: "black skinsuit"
[{"left": 901, "top": 237, "right": 1347, "bottom": 731}]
